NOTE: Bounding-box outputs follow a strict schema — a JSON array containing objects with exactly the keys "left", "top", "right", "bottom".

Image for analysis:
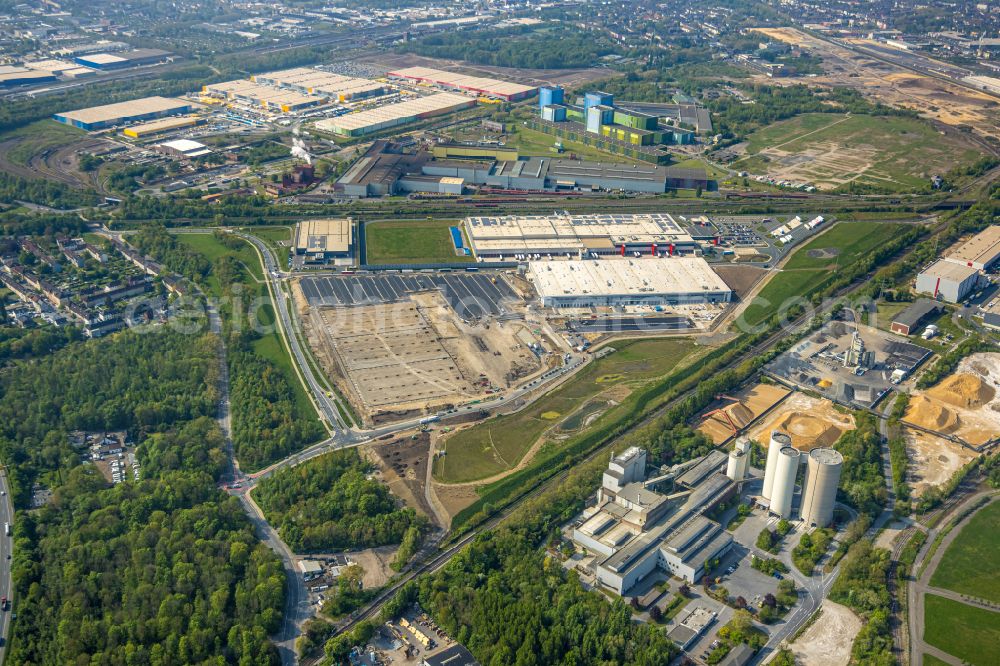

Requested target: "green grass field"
[
  {"left": 922, "top": 656, "right": 949, "bottom": 666},
  {"left": 365, "top": 219, "right": 472, "bottom": 265},
  {"left": 739, "top": 222, "right": 904, "bottom": 327},
  {"left": 508, "top": 125, "right": 623, "bottom": 162},
  {"left": 1, "top": 120, "right": 85, "bottom": 166},
  {"left": 733, "top": 113, "right": 983, "bottom": 192},
  {"left": 930, "top": 501, "right": 1000, "bottom": 603},
  {"left": 176, "top": 233, "right": 316, "bottom": 423},
  {"left": 243, "top": 226, "right": 292, "bottom": 266},
  {"left": 434, "top": 338, "right": 704, "bottom": 483},
  {"left": 783, "top": 222, "right": 905, "bottom": 271},
  {"left": 923, "top": 595, "right": 1000, "bottom": 665}
]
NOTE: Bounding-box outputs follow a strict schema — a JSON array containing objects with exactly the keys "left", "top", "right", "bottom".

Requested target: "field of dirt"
[
  {"left": 429, "top": 483, "right": 480, "bottom": 527},
  {"left": 362, "top": 431, "right": 440, "bottom": 526},
  {"left": 699, "top": 382, "right": 791, "bottom": 444},
  {"left": 903, "top": 353, "right": 1000, "bottom": 446},
  {"left": 712, "top": 265, "right": 769, "bottom": 302},
  {"left": 752, "top": 27, "right": 1000, "bottom": 144},
  {"left": 747, "top": 391, "right": 856, "bottom": 450},
  {"left": 903, "top": 429, "right": 977, "bottom": 497},
  {"left": 788, "top": 600, "right": 862, "bottom": 666},
  {"left": 359, "top": 52, "right": 617, "bottom": 88},
  {"left": 294, "top": 281, "right": 540, "bottom": 425}
]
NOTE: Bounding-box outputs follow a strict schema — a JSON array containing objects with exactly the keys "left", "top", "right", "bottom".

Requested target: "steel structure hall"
[
  {"left": 53, "top": 96, "right": 194, "bottom": 131},
  {"left": 387, "top": 66, "right": 537, "bottom": 101}
]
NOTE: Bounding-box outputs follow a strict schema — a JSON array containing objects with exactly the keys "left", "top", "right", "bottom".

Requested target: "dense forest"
[
  {"left": 254, "top": 450, "right": 426, "bottom": 553},
  {"left": 829, "top": 540, "right": 895, "bottom": 664},
  {"left": 399, "top": 25, "right": 621, "bottom": 69},
  {"left": 0, "top": 328, "right": 286, "bottom": 663},
  {"left": 0, "top": 328, "right": 220, "bottom": 503}
]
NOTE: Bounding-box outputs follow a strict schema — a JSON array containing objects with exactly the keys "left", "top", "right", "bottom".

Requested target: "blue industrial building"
[
  {"left": 539, "top": 86, "right": 564, "bottom": 109},
  {"left": 584, "top": 91, "right": 614, "bottom": 110}
]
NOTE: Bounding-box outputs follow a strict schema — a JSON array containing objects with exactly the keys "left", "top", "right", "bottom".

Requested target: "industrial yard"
[
  {"left": 766, "top": 318, "right": 931, "bottom": 409},
  {"left": 903, "top": 352, "right": 1000, "bottom": 447},
  {"left": 747, "top": 392, "right": 856, "bottom": 451},
  {"left": 697, "top": 382, "right": 791, "bottom": 445}
]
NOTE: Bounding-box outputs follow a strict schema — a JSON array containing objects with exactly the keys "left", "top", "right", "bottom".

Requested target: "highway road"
[{"left": 0, "top": 470, "right": 13, "bottom": 658}]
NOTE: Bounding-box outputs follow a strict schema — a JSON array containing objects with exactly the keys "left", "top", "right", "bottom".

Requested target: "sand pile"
[
  {"left": 905, "top": 395, "right": 961, "bottom": 433},
  {"left": 779, "top": 414, "right": 843, "bottom": 449},
  {"left": 927, "top": 373, "right": 996, "bottom": 409},
  {"left": 728, "top": 402, "right": 755, "bottom": 427}
]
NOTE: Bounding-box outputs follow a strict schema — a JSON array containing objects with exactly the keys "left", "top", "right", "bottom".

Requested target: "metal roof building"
[
  {"left": 915, "top": 259, "right": 980, "bottom": 303},
  {"left": 315, "top": 93, "right": 475, "bottom": 136},
  {"left": 528, "top": 258, "right": 732, "bottom": 308},
  {"left": 53, "top": 96, "right": 193, "bottom": 131},
  {"left": 943, "top": 225, "right": 1000, "bottom": 271},
  {"left": 293, "top": 219, "right": 354, "bottom": 258},
  {"left": 890, "top": 298, "right": 944, "bottom": 336},
  {"left": 388, "top": 66, "right": 537, "bottom": 101}
]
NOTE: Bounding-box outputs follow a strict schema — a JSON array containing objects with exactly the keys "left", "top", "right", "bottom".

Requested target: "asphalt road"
[{"left": 0, "top": 470, "right": 12, "bottom": 657}]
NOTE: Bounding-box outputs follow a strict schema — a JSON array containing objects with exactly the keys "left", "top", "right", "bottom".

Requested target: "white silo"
[
  {"left": 800, "top": 448, "right": 844, "bottom": 527},
  {"left": 727, "top": 448, "right": 749, "bottom": 482},
  {"left": 770, "top": 446, "right": 801, "bottom": 518},
  {"left": 762, "top": 431, "right": 792, "bottom": 500}
]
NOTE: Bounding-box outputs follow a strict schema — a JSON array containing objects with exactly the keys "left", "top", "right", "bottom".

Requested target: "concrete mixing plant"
[
  {"left": 769, "top": 445, "right": 801, "bottom": 518},
  {"left": 800, "top": 448, "right": 844, "bottom": 526},
  {"left": 762, "top": 431, "right": 792, "bottom": 500}
]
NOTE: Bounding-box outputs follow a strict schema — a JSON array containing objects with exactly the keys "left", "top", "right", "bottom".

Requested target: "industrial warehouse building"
[
  {"left": 528, "top": 258, "right": 732, "bottom": 308},
  {"left": 73, "top": 48, "right": 171, "bottom": 70},
  {"left": 203, "top": 79, "right": 323, "bottom": 113},
  {"left": 943, "top": 225, "right": 1000, "bottom": 271},
  {"left": 573, "top": 447, "right": 738, "bottom": 594},
  {"left": 122, "top": 115, "right": 202, "bottom": 138},
  {"left": 464, "top": 212, "right": 714, "bottom": 259},
  {"left": 156, "top": 139, "right": 212, "bottom": 159},
  {"left": 53, "top": 96, "right": 194, "bottom": 131},
  {"left": 0, "top": 66, "right": 57, "bottom": 87},
  {"left": 388, "top": 66, "right": 537, "bottom": 101},
  {"left": 915, "top": 259, "right": 981, "bottom": 303},
  {"left": 293, "top": 219, "right": 354, "bottom": 262},
  {"left": 486, "top": 157, "right": 709, "bottom": 193},
  {"left": 316, "top": 93, "right": 475, "bottom": 137},
  {"left": 251, "top": 67, "right": 384, "bottom": 101},
  {"left": 890, "top": 298, "right": 943, "bottom": 336}
]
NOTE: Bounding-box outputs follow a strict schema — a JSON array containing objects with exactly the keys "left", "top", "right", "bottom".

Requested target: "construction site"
[{"left": 293, "top": 274, "right": 549, "bottom": 426}]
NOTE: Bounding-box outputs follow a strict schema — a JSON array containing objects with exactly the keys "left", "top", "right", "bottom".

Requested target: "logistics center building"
[
  {"left": 316, "top": 92, "right": 475, "bottom": 137},
  {"left": 528, "top": 258, "right": 732, "bottom": 308},
  {"left": 387, "top": 66, "right": 537, "bottom": 101},
  {"left": 251, "top": 67, "right": 385, "bottom": 101},
  {"left": 464, "top": 212, "right": 715, "bottom": 260},
  {"left": 53, "top": 96, "right": 194, "bottom": 131}
]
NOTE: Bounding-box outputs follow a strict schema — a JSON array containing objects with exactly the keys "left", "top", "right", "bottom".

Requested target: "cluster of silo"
[
  {"left": 800, "top": 448, "right": 845, "bottom": 526},
  {"left": 760, "top": 430, "right": 843, "bottom": 525}
]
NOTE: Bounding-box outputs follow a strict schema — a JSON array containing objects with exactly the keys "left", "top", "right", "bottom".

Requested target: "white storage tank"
[
  {"left": 727, "top": 448, "right": 749, "bottom": 482},
  {"left": 800, "top": 447, "right": 844, "bottom": 527},
  {"left": 770, "top": 445, "right": 801, "bottom": 518},
  {"left": 762, "top": 431, "right": 792, "bottom": 500}
]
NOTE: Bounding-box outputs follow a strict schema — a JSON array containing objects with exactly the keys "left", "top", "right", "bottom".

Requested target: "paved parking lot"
[{"left": 300, "top": 273, "right": 515, "bottom": 319}]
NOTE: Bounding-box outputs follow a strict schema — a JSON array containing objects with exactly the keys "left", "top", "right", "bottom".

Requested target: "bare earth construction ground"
[
  {"left": 904, "top": 352, "right": 1000, "bottom": 447},
  {"left": 788, "top": 600, "right": 862, "bottom": 666},
  {"left": 753, "top": 27, "right": 1000, "bottom": 143},
  {"left": 747, "top": 391, "right": 856, "bottom": 450}
]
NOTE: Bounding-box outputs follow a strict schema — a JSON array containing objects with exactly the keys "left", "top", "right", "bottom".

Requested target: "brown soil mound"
[
  {"left": 729, "top": 403, "right": 755, "bottom": 426},
  {"left": 778, "top": 414, "right": 843, "bottom": 449},
  {"left": 905, "top": 395, "right": 961, "bottom": 433},
  {"left": 927, "top": 373, "right": 995, "bottom": 409}
]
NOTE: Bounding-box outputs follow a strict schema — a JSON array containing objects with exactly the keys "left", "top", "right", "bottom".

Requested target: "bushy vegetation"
[
  {"left": 132, "top": 224, "right": 212, "bottom": 281},
  {"left": 0, "top": 170, "right": 100, "bottom": 209},
  {"left": 254, "top": 450, "right": 427, "bottom": 553},
  {"left": 829, "top": 540, "right": 894, "bottom": 665},
  {"left": 834, "top": 412, "right": 887, "bottom": 516},
  {"left": 0, "top": 324, "right": 81, "bottom": 363},
  {"left": 916, "top": 336, "right": 992, "bottom": 389},
  {"left": 750, "top": 555, "right": 788, "bottom": 576},
  {"left": 792, "top": 528, "right": 834, "bottom": 574},
  {"left": 412, "top": 529, "right": 678, "bottom": 665}
]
